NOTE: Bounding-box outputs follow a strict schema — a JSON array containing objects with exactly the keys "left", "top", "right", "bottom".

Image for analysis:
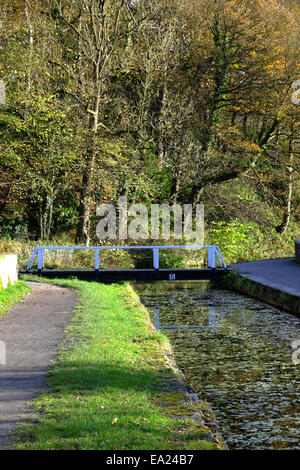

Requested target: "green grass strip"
[
  {"left": 13, "top": 277, "right": 222, "bottom": 450},
  {"left": 0, "top": 281, "right": 31, "bottom": 318}
]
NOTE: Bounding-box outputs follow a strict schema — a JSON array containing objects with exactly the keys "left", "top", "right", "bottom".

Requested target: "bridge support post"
[
  {"left": 208, "top": 247, "right": 216, "bottom": 269},
  {"left": 95, "top": 248, "right": 100, "bottom": 271},
  {"left": 37, "top": 248, "right": 44, "bottom": 274},
  {"left": 153, "top": 248, "right": 159, "bottom": 270}
]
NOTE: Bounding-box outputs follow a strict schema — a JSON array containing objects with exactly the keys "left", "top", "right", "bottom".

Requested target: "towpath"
[{"left": 0, "top": 281, "right": 76, "bottom": 449}]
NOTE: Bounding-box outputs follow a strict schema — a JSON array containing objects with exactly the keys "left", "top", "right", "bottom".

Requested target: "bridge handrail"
[{"left": 26, "top": 245, "right": 227, "bottom": 271}]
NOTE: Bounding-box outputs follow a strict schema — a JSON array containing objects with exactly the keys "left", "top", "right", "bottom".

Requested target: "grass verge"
[
  {"left": 0, "top": 281, "right": 31, "bottom": 318},
  {"left": 13, "top": 276, "right": 224, "bottom": 450}
]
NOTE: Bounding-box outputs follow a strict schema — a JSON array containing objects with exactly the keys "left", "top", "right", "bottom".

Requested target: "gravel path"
[{"left": 0, "top": 281, "right": 77, "bottom": 449}]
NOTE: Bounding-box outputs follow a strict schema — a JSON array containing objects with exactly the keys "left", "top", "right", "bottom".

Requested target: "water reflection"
[
  {"left": 153, "top": 306, "right": 225, "bottom": 331},
  {"left": 134, "top": 281, "right": 300, "bottom": 450}
]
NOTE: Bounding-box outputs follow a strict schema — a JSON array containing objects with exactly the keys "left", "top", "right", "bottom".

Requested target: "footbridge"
[{"left": 22, "top": 245, "right": 228, "bottom": 282}]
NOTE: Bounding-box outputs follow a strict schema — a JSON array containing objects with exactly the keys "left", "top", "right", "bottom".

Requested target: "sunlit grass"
[
  {"left": 0, "top": 281, "right": 31, "bottom": 318},
  {"left": 13, "top": 277, "right": 219, "bottom": 450}
]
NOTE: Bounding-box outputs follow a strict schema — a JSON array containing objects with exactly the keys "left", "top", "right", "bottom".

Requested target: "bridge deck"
[{"left": 20, "top": 268, "right": 228, "bottom": 282}]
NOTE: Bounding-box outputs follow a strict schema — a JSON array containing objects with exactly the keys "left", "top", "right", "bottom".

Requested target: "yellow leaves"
[
  {"left": 277, "top": 110, "right": 286, "bottom": 119},
  {"left": 241, "top": 141, "right": 262, "bottom": 154},
  {"left": 218, "top": 124, "right": 263, "bottom": 155}
]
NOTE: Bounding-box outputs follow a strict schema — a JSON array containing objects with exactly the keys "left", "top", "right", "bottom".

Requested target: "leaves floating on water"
[{"left": 134, "top": 281, "right": 300, "bottom": 450}]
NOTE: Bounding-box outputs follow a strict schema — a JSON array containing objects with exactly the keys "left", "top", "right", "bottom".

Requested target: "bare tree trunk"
[
  {"left": 276, "top": 138, "right": 294, "bottom": 234},
  {"left": 39, "top": 195, "right": 54, "bottom": 240},
  {"left": 76, "top": 156, "right": 95, "bottom": 245},
  {"left": 158, "top": 83, "right": 167, "bottom": 171},
  {"left": 24, "top": 0, "right": 34, "bottom": 91},
  {"left": 171, "top": 169, "right": 182, "bottom": 203},
  {"left": 205, "top": 13, "right": 229, "bottom": 152},
  {"left": 76, "top": 87, "right": 100, "bottom": 245},
  {"left": 45, "top": 196, "right": 53, "bottom": 239}
]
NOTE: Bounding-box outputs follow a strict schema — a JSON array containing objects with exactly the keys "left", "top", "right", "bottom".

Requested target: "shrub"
[{"left": 0, "top": 216, "right": 28, "bottom": 240}]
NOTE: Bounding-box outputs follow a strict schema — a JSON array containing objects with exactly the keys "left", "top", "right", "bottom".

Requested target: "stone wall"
[
  {"left": 223, "top": 271, "right": 300, "bottom": 316},
  {"left": 0, "top": 254, "right": 18, "bottom": 291}
]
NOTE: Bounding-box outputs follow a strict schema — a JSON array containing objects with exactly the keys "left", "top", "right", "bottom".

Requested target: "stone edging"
[{"left": 222, "top": 270, "right": 300, "bottom": 316}]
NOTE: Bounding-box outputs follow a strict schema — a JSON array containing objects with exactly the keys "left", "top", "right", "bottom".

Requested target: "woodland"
[{"left": 0, "top": 0, "right": 300, "bottom": 265}]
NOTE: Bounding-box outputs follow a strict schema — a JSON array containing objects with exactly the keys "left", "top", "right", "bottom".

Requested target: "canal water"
[{"left": 133, "top": 281, "right": 300, "bottom": 450}]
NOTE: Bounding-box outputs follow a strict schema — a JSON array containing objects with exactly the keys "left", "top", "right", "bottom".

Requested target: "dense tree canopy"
[{"left": 0, "top": 0, "right": 299, "bottom": 244}]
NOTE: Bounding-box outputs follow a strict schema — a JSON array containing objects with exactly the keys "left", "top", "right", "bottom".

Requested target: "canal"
[{"left": 133, "top": 281, "right": 300, "bottom": 450}]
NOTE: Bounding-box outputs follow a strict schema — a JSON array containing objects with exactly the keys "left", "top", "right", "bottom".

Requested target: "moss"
[{"left": 165, "top": 439, "right": 218, "bottom": 450}]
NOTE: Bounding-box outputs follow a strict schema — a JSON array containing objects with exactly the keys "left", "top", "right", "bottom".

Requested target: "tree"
[
  {"left": 172, "top": 0, "right": 300, "bottom": 206},
  {"left": 0, "top": 91, "right": 79, "bottom": 238},
  {"left": 48, "top": 0, "right": 148, "bottom": 244}
]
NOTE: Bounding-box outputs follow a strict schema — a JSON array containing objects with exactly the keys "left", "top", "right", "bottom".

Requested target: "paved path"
[
  {"left": 0, "top": 282, "right": 77, "bottom": 449},
  {"left": 230, "top": 258, "right": 300, "bottom": 297}
]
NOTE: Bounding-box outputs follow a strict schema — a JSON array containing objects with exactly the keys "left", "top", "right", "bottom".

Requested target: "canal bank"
[{"left": 227, "top": 258, "right": 300, "bottom": 315}]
